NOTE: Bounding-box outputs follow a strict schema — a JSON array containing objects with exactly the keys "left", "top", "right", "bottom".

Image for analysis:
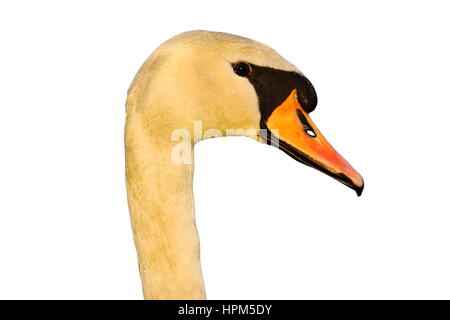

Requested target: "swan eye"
[{"left": 233, "top": 62, "right": 251, "bottom": 77}]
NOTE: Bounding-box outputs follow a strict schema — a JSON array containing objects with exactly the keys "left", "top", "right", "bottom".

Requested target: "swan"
[{"left": 125, "top": 30, "right": 364, "bottom": 300}]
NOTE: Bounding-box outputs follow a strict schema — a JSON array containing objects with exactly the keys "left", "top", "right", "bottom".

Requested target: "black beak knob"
[{"left": 296, "top": 76, "right": 317, "bottom": 113}]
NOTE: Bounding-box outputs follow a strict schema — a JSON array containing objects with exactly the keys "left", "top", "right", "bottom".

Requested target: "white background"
[{"left": 0, "top": 0, "right": 449, "bottom": 299}]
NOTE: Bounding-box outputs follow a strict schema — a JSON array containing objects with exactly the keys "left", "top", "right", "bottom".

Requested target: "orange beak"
[{"left": 264, "top": 89, "right": 364, "bottom": 196}]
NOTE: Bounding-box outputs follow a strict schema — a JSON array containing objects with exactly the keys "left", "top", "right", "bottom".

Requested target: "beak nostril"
[
  {"left": 296, "top": 109, "right": 316, "bottom": 138},
  {"left": 306, "top": 129, "right": 316, "bottom": 138}
]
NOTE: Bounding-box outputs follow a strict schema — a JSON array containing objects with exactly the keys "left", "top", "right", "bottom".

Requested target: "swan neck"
[{"left": 125, "top": 113, "right": 205, "bottom": 299}]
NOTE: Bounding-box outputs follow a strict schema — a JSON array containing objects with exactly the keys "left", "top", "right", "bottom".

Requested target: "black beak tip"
[{"left": 355, "top": 181, "right": 364, "bottom": 197}]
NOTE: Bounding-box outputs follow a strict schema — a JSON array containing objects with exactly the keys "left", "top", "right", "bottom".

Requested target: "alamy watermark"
[{"left": 171, "top": 120, "right": 279, "bottom": 164}]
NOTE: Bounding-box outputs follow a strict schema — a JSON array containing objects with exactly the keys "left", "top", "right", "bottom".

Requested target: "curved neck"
[{"left": 125, "top": 112, "right": 205, "bottom": 299}]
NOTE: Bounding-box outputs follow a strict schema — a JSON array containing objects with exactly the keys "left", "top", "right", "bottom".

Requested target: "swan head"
[{"left": 127, "top": 30, "right": 364, "bottom": 196}]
